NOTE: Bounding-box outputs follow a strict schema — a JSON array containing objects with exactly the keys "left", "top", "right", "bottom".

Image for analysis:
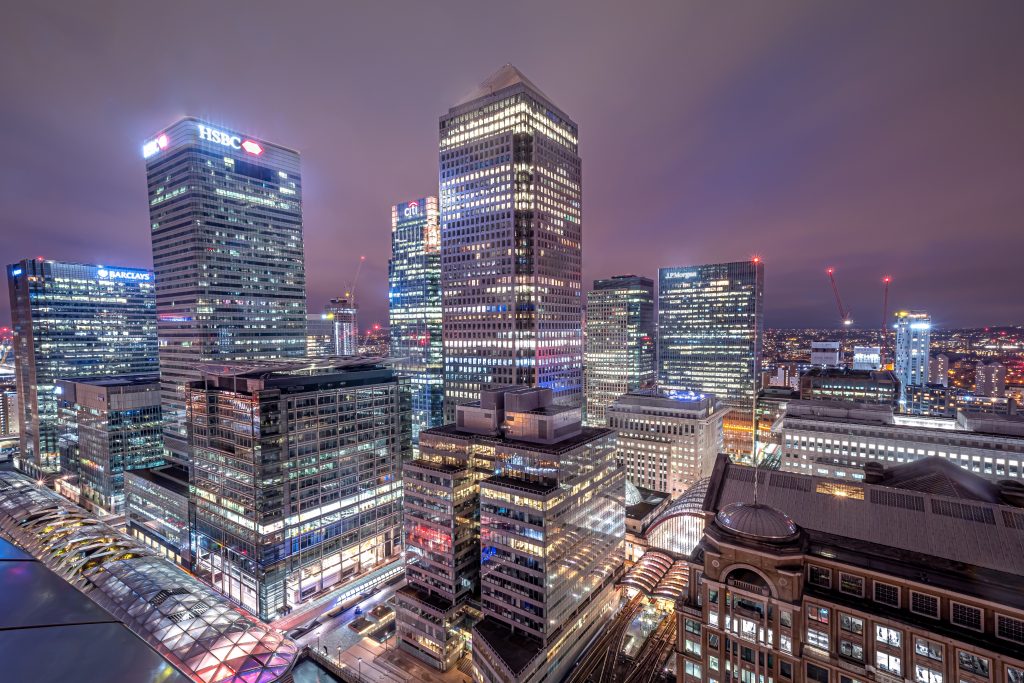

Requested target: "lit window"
[{"left": 877, "top": 652, "right": 902, "bottom": 676}]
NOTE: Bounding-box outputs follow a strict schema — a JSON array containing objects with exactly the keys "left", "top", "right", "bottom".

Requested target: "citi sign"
[
  {"left": 402, "top": 202, "right": 421, "bottom": 218},
  {"left": 97, "top": 268, "right": 152, "bottom": 282},
  {"left": 197, "top": 124, "right": 264, "bottom": 155}
]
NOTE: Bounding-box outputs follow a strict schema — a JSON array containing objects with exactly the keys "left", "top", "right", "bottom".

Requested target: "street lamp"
[{"left": 357, "top": 657, "right": 363, "bottom": 682}]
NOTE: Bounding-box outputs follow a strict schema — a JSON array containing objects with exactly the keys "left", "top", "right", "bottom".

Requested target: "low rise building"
[
  {"left": 776, "top": 400, "right": 1024, "bottom": 481},
  {"left": 125, "top": 464, "right": 190, "bottom": 566},
  {"left": 608, "top": 389, "right": 726, "bottom": 497},
  {"left": 676, "top": 455, "right": 1024, "bottom": 683},
  {"left": 799, "top": 368, "right": 900, "bottom": 406}
]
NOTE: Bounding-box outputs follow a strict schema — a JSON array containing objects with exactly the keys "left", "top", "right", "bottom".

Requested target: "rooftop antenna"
[{"left": 751, "top": 256, "right": 762, "bottom": 505}]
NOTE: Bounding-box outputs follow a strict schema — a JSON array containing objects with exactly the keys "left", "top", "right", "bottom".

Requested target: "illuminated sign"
[
  {"left": 664, "top": 270, "right": 697, "bottom": 280},
  {"left": 142, "top": 133, "right": 169, "bottom": 159},
  {"left": 10, "top": 268, "right": 22, "bottom": 276},
  {"left": 97, "top": 268, "right": 152, "bottom": 282},
  {"left": 197, "top": 124, "right": 263, "bottom": 155},
  {"left": 402, "top": 201, "right": 421, "bottom": 219}
]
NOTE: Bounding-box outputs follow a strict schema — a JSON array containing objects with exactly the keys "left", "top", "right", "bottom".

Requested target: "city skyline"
[{"left": 2, "top": 2, "right": 1023, "bottom": 331}]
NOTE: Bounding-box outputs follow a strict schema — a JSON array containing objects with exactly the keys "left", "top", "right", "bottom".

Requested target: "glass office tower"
[
  {"left": 143, "top": 118, "right": 307, "bottom": 466},
  {"left": 658, "top": 260, "right": 764, "bottom": 407},
  {"left": 439, "top": 65, "right": 583, "bottom": 418},
  {"left": 187, "top": 359, "right": 410, "bottom": 621},
  {"left": 389, "top": 197, "right": 444, "bottom": 441},
  {"left": 7, "top": 259, "right": 157, "bottom": 475},
  {"left": 583, "top": 275, "right": 655, "bottom": 426},
  {"left": 894, "top": 310, "right": 931, "bottom": 408}
]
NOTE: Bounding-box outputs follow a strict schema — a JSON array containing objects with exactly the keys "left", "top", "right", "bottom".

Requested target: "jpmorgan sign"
[
  {"left": 197, "top": 124, "right": 264, "bottom": 155},
  {"left": 97, "top": 268, "right": 152, "bottom": 282}
]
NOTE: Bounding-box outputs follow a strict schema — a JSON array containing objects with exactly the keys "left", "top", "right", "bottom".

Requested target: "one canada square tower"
[{"left": 439, "top": 65, "right": 583, "bottom": 417}]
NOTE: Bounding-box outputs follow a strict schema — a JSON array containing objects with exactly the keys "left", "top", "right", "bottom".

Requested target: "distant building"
[
  {"left": 7, "top": 259, "right": 157, "bottom": 475},
  {"left": 799, "top": 368, "right": 900, "bottom": 405},
  {"left": 677, "top": 455, "right": 1024, "bottom": 683},
  {"left": 324, "top": 297, "right": 358, "bottom": 355},
  {"left": 810, "top": 341, "right": 840, "bottom": 367},
  {"left": 187, "top": 358, "right": 410, "bottom": 620},
  {"left": 583, "top": 275, "right": 656, "bottom": 426},
  {"left": 389, "top": 197, "right": 444, "bottom": 441},
  {"left": 56, "top": 374, "right": 163, "bottom": 515},
  {"left": 659, "top": 260, "right": 764, "bottom": 407},
  {"left": 904, "top": 383, "right": 958, "bottom": 417},
  {"left": 124, "top": 464, "right": 190, "bottom": 566},
  {"left": 607, "top": 389, "right": 726, "bottom": 496},
  {"left": 440, "top": 66, "right": 583, "bottom": 416},
  {"left": 852, "top": 345, "right": 881, "bottom": 371},
  {"left": 144, "top": 117, "right": 307, "bottom": 467},
  {"left": 894, "top": 310, "right": 931, "bottom": 408},
  {"left": 776, "top": 399, "right": 1024, "bottom": 480},
  {"left": 929, "top": 352, "right": 950, "bottom": 386},
  {"left": 976, "top": 360, "right": 1007, "bottom": 398},
  {"left": 762, "top": 363, "right": 799, "bottom": 391},
  {"left": 0, "top": 378, "right": 18, "bottom": 438}
]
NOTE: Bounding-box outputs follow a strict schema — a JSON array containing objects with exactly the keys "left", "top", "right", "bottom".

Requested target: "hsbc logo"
[
  {"left": 197, "top": 124, "right": 263, "bottom": 155},
  {"left": 402, "top": 202, "right": 420, "bottom": 218}
]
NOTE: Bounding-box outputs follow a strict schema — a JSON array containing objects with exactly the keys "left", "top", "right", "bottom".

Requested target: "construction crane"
[
  {"left": 347, "top": 255, "right": 366, "bottom": 307},
  {"left": 880, "top": 276, "right": 892, "bottom": 367},
  {"left": 826, "top": 267, "right": 852, "bottom": 364}
]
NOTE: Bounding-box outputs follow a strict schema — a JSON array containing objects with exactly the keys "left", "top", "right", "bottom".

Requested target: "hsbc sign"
[{"left": 197, "top": 124, "right": 263, "bottom": 155}]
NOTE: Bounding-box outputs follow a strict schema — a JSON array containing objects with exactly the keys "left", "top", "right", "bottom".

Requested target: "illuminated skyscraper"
[
  {"left": 439, "top": 65, "right": 583, "bottom": 418},
  {"left": 658, "top": 260, "right": 764, "bottom": 407},
  {"left": 143, "top": 118, "right": 307, "bottom": 466},
  {"left": 894, "top": 310, "right": 931, "bottom": 406},
  {"left": 324, "top": 296, "right": 358, "bottom": 356},
  {"left": 583, "top": 275, "right": 655, "bottom": 426},
  {"left": 7, "top": 259, "right": 157, "bottom": 475},
  {"left": 389, "top": 197, "right": 444, "bottom": 440}
]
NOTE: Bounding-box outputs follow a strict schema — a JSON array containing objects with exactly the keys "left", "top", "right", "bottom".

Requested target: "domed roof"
[
  {"left": 625, "top": 480, "right": 643, "bottom": 507},
  {"left": 715, "top": 503, "right": 799, "bottom": 542}
]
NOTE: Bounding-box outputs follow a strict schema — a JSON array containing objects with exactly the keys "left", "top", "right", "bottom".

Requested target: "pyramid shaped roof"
[{"left": 456, "top": 64, "right": 553, "bottom": 106}]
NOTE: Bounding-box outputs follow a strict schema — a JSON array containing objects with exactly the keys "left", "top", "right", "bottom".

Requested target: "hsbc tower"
[{"left": 143, "top": 118, "right": 307, "bottom": 467}]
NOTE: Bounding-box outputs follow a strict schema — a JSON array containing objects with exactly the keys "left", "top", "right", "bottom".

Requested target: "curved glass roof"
[
  {"left": 625, "top": 479, "right": 643, "bottom": 507},
  {"left": 0, "top": 472, "right": 297, "bottom": 683},
  {"left": 644, "top": 478, "right": 710, "bottom": 556},
  {"left": 620, "top": 550, "right": 689, "bottom": 602}
]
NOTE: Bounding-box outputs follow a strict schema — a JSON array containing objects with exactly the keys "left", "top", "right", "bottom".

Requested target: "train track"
[
  {"left": 620, "top": 612, "right": 675, "bottom": 683},
  {"left": 564, "top": 593, "right": 645, "bottom": 683}
]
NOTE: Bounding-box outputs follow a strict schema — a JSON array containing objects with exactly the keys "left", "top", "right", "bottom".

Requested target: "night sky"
[{"left": 2, "top": 2, "right": 1022, "bottom": 329}]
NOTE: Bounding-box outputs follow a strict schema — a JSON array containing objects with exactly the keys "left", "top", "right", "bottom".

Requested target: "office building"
[
  {"left": 396, "top": 386, "right": 624, "bottom": 680},
  {"left": 763, "top": 363, "right": 799, "bottom": 391},
  {"left": 607, "top": 389, "right": 726, "bottom": 496},
  {"left": 930, "top": 352, "right": 950, "bottom": 386},
  {"left": 810, "top": 341, "right": 840, "bottom": 368},
  {"left": 677, "top": 455, "right": 1024, "bottom": 683},
  {"left": 187, "top": 358, "right": 410, "bottom": 621},
  {"left": 894, "top": 310, "right": 931, "bottom": 407},
  {"left": 852, "top": 345, "right": 882, "bottom": 371},
  {"left": 799, "top": 368, "right": 900, "bottom": 405},
  {"left": 976, "top": 361, "right": 1007, "bottom": 398},
  {"left": 144, "top": 118, "right": 307, "bottom": 466},
  {"left": 389, "top": 197, "right": 444, "bottom": 440},
  {"left": 439, "top": 65, "right": 583, "bottom": 417},
  {"left": 583, "top": 275, "right": 656, "bottom": 426},
  {"left": 658, "top": 259, "right": 764, "bottom": 407},
  {"left": 56, "top": 374, "right": 163, "bottom": 515},
  {"left": 471, "top": 388, "right": 623, "bottom": 683},
  {"left": 0, "top": 377, "right": 18, "bottom": 438},
  {"left": 7, "top": 259, "right": 157, "bottom": 475},
  {"left": 904, "top": 383, "right": 959, "bottom": 418},
  {"left": 775, "top": 400, "right": 1024, "bottom": 480},
  {"left": 325, "top": 296, "right": 358, "bottom": 355},
  {"left": 125, "top": 464, "right": 190, "bottom": 566},
  {"left": 306, "top": 312, "right": 335, "bottom": 356},
  {"left": 0, "top": 472, "right": 299, "bottom": 683}
]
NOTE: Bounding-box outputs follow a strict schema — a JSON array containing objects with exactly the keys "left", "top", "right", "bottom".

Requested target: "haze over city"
[{"left": 2, "top": 1, "right": 1022, "bottom": 328}]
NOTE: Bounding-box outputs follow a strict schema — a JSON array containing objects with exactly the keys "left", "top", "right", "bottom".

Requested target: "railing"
[{"left": 727, "top": 578, "right": 770, "bottom": 596}]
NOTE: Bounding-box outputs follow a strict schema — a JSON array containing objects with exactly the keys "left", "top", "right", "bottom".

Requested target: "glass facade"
[
  {"left": 389, "top": 197, "right": 444, "bottom": 441},
  {"left": 894, "top": 310, "right": 931, "bottom": 407},
  {"left": 584, "top": 275, "right": 655, "bottom": 427},
  {"left": 56, "top": 374, "right": 163, "bottom": 514},
  {"left": 305, "top": 297, "right": 358, "bottom": 357},
  {"left": 658, "top": 260, "right": 764, "bottom": 408},
  {"left": 187, "top": 360, "right": 410, "bottom": 621},
  {"left": 7, "top": 259, "right": 157, "bottom": 474},
  {"left": 440, "top": 66, "right": 583, "bottom": 418},
  {"left": 144, "top": 118, "right": 307, "bottom": 466},
  {"left": 125, "top": 465, "right": 190, "bottom": 566}
]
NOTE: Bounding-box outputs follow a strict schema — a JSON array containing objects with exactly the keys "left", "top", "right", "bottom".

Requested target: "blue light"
[
  {"left": 10, "top": 268, "right": 21, "bottom": 276},
  {"left": 665, "top": 389, "right": 706, "bottom": 402}
]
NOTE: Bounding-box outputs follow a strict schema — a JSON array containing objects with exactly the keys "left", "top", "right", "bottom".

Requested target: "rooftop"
[
  {"left": 125, "top": 464, "right": 190, "bottom": 498},
  {"left": 57, "top": 373, "right": 161, "bottom": 388},
  {"left": 473, "top": 615, "right": 544, "bottom": 678},
  {"left": 454, "top": 64, "right": 554, "bottom": 107},
  {"left": 423, "top": 422, "right": 615, "bottom": 456}
]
